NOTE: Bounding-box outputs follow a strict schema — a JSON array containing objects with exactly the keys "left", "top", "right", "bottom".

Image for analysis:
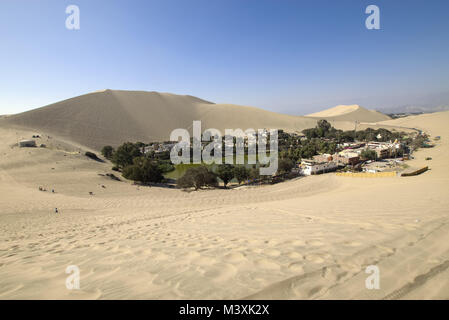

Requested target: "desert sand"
[
  {"left": 0, "top": 108, "right": 448, "bottom": 299},
  {"left": 307, "top": 104, "right": 391, "bottom": 123},
  {"left": 3, "top": 90, "right": 318, "bottom": 150},
  {"left": 2, "top": 91, "right": 390, "bottom": 150}
]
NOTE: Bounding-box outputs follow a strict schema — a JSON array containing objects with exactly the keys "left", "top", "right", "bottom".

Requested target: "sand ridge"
[
  {"left": 307, "top": 104, "right": 391, "bottom": 123},
  {"left": 2, "top": 90, "right": 318, "bottom": 150}
]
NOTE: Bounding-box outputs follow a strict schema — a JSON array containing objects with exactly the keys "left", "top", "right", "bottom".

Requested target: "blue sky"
[{"left": 1, "top": 0, "right": 448, "bottom": 115}]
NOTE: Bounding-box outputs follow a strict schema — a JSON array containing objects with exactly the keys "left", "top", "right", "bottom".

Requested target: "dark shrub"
[
  {"left": 216, "top": 164, "right": 235, "bottom": 187},
  {"left": 361, "top": 149, "right": 377, "bottom": 160},
  {"left": 233, "top": 165, "right": 250, "bottom": 184},
  {"left": 101, "top": 146, "right": 114, "bottom": 159},
  {"left": 85, "top": 151, "right": 103, "bottom": 162},
  {"left": 278, "top": 158, "right": 295, "bottom": 174}
]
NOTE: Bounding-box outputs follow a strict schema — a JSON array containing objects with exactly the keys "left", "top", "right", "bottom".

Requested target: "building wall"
[{"left": 301, "top": 161, "right": 337, "bottom": 175}]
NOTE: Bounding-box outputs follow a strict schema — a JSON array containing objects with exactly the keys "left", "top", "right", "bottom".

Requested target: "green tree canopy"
[
  {"left": 122, "top": 157, "right": 164, "bottom": 184},
  {"left": 216, "top": 164, "right": 235, "bottom": 187},
  {"left": 278, "top": 158, "right": 295, "bottom": 174},
  {"left": 112, "top": 142, "right": 142, "bottom": 169},
  {"left": 361, "top": 149, "right": 377, "bottom": 160},
  {"left": 101, "top": 145, "right": 114, "bottom": 159},
  {"left": 233, "top": 165, "right": 250, "bottom": 184},
  {"left": 177, "top": 166, "right": 217, "bottom": 190}
]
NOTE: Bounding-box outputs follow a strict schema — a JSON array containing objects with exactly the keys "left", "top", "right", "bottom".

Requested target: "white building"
[{"left": 300, "top": 160, "right": 338, "bottom": 175}]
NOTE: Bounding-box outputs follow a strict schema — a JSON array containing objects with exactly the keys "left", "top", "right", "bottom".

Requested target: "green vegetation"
[
  {"left": 360, "top": 149, "right": 377, "bottom": 160},
  {"left": 102, "top": 119, "right": 424, "bottom": 188},
  {"left": 233, "top": 165, "right": 250, "bottom": 184},
  {"left": 277, "top": 120, "right": 411, "bottom": 163},
  {"left": 122, "top": 157, "right": 164, "bottom": 184},
  {"left": 102, "top": 142, "right": 175, "bottom": 184},
  {"left": 301, "top": 120, "right": 406, "bottom": 143},
  {"left": 177, "top": 166, "right": 217, "bottom": 190},
  {"left": 410, "top": 134, "right": 433, "bottom": 150},
  {"left": 101, "top": 145, "right": 114, "bottom": 160},
  {"left": 216, "top": 164, "right": 235, "bottom": 188},
  {"left": 112, "top": 142, "right": 142, "bottom": 169},
  {"left": 278, "top": 158, "right": 295, "bottom": 173}
]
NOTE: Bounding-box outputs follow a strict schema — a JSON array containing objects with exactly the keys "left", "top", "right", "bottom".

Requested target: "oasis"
[{"left": 169, "top": 121, "right": 278, "bottom": 175}]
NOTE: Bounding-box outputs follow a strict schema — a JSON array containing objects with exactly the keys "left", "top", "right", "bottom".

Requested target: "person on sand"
[{"left": 55, "top": 208, "right": 58, "bottom": 214}]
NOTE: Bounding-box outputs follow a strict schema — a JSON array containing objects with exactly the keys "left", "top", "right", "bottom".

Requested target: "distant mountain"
[{"left": 380, "top": 105, "right": 449, "bottom": 115}]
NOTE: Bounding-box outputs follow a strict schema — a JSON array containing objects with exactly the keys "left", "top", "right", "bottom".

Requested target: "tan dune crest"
[
  {"left": 2, "top": 90, "right": 321, "bottom": 150},
  {"left": 307, "top": 104, "right": 391, "bottom": 123}
]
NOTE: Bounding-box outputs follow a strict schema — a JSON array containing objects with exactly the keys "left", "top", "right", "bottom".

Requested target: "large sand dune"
[
  {"left": 0, "top": 110, "right": 448, "bottom": 299},
  {"left": 307, "top": 104, "right": 391, "bottom": 123},
  {"left": 2, "top": 90, "right": 318, "bottom": 150}
]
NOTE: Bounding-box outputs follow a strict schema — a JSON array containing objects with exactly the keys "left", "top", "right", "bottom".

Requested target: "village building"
[
  {"left": 334, "top": 151, "right": 360, "bottom": 166},
  {"left": 313, "top": 153, "right": 333, "bottom": 163},
  {"left": 299, "top": 159, "right": 338, "bottom": 176},
  {"left": 314, "top": 152, "right": 360, "bottom": 166},
  {"left": 144, "top": 143, "right": 177, "bottom": 154}
]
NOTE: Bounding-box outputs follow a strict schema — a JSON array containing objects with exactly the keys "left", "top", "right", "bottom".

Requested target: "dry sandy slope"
[
  {"left": 2, "top": 90, "right": 317, "bottom": 150},
  {"left": 307, "top": 104, "right": 391, "bottom": 123},
  {"left": 0, "top": 112, "right": 448, "bottom": 299}
]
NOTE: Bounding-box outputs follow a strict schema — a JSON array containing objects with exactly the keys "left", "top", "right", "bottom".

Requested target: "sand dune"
[
  {"left": 2, "top": 90, "right": 318, "bottom": 150},
  {"left": 307, "top": 104, "right": 391, "bottom": 123},
  {"left": 0, "top": 110, "right": 448, "bottom": 299}
]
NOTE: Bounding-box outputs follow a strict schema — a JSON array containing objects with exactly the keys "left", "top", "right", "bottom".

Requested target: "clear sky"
[{"left": 1, "top": 0, "right": 448, "bottom": 115}]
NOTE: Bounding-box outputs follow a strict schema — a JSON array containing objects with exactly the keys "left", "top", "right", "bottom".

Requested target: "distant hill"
[
  {"left": 306, "top": 104, "right": 391, "bottom": 123},
  {"left": 2, "top": 90, "right": 318, "bottom": 150},
  {"left": 380, "top": 105, "right": 449, "bottom": 115}
]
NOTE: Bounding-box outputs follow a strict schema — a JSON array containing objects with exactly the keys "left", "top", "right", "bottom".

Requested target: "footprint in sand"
[
  {"left": 306, "top": 239, "right": 324, "bottom": 247},
  {"left": 263, "top": 248, "right": 281, "bottom": 257},
  {"left": 152, "top": 252, "right": 170, "bottom": 261},
  {"left": 321, "top": 266, "right": 333, "bottom": 279},
  {"left": 193, "top": 255, "right": 216, "bottom": 267},
  {"left": 288, "top": 262, "right": 304, "bottom": 273},
  {"left": 376, "top": 245, "right": 396, "bottom": 257},
  {"left": 179, "top": 251, "right": 201, "bottom": 261},
  {"left": 255, "top": 259, "right": 280, "bottom": 270},
  {"left": 264, "top": 240, "right": 279, "bottom": 246},
  {"left": 286, "top": 252, "right": 303, "bottom": 259},
  {"left": 224, "top": 252, "right": 246, "bottom": 263},
  {"left": 204, "top": 264, "right": 237, "bottom": 283},
  {"left": 305, "top": 253, "right": 327, "bottom": 264},
  {"left": 343, "top": 241, "right": 362, "bottom": 247},
  {"left": 288, "top": 239, "right": 306, "bottom": 247},
  {"left": 339, "top": 262, "right": 361, "bottom": 273}
]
